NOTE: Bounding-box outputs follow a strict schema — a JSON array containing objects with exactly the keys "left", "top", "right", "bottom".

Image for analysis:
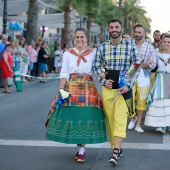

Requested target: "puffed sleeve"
[{"left": 60, "top": 52, "right": 69, "bottom": 81}]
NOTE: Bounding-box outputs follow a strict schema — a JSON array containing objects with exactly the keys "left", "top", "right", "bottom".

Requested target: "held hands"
[
  {"left": 140, "top": 60, "right": 153, "bottom": 68},
  {"left": 105, "top": 79, "right": 114, "bottom": 89}
]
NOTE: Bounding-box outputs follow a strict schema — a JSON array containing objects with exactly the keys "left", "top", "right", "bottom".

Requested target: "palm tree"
[
  {"left": 94, "top": 0, "right": 117, "bottom": 43},
  {"left": 118, "top": 0, "right": 123, "bottom": 19},
  {"left": 56, "top": 0, "right": 72, "bottom": 47},
  {"left": 120, "top": 0, "right": 151, "bottom": 35},
  {"left": 73, "top": 0, "right": 100, "bottom": 46},
  {"left": 26, "top": 0, "right": 39, "bottom": 45}
]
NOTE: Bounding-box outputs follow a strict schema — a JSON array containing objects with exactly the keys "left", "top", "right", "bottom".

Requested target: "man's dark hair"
[
  {"left": 108, "top": 18, "right": 122, "bottom": 28},
  {"left": 123, "top": 33, "right": 130, "bottom": 36},
  {"left": 122, "top": 33, "right": 131, "bottom": 38},
  {"left": 153, "top": 30, "right": 160, "bottom": 34},
  {"left": 133, "top": 24, "right": 144, "bottom": 31}
]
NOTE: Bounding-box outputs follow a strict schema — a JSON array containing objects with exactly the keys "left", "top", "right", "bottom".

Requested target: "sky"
[{"left": 140, "top": 0, "right": 170, "bottom": 36}]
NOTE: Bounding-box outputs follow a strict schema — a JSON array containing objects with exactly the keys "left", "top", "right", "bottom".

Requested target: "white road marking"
[{"left": 0, "top": 139, "right": 170, "bottom": 150}]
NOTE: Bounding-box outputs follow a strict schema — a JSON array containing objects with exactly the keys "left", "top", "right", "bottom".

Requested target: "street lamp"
[
  {"left": 79, "top": 13, "right": 82, "bottom": 27},
  {"left": 79, "top": 0, "right": 84, "bottom": 28},
  {"left": 3, "top": 0, "right": 7, "bottom": 34}
]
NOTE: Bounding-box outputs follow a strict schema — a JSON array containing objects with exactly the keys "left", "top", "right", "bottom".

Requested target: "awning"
[
  {"left": 0, "top": 0, "right": 100, "bottom": 34},
  {"left": 8, "top": 13, "right": 79, "bottom": 27},
  {"left": 0, "top": 0, "right": 57, "bottom": 16}
]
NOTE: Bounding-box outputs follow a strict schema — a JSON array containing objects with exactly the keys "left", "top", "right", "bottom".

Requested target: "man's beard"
[
  {"left": 135, "top": 36, "right": 143, "bottom": 41},
  {"left": 109, "top": 31, "right": 122, "bottom": 39},
  {"left": 154, "top": 38, "right": 160, "bottom": 42}
]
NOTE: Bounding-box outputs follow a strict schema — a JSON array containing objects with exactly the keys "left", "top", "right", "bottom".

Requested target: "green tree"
[
  {"left": 120, "top": 0, "right": 151, "bottom": 35},
  {"left": 73, "top": 0, "right": 100, "bottom": 46},
  {"left": 26, "top": 0, "right": 39, "bottom": 44},
  {"left": 56, "top": 0, "right": 72, "bottom": 47},
  {"left": 94, "top": 0, "right": 117, "bottom": 43},
  {"left": 111, "top": 0, "right": 151, "bottom": 35}
]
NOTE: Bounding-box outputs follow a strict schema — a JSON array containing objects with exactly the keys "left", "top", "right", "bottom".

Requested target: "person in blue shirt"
[{"left": 0, "top": 34, "right": 7, "bottom": 60}]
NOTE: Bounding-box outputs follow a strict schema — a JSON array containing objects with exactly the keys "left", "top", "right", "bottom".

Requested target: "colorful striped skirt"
[
  {"left": 145, "top": 73, "right": 170, "bottom": 127},
  {"left": 45, "top": 74, "right": 107, "bottom": 144}
]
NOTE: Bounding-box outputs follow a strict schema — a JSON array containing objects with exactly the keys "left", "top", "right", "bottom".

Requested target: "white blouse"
[
  {"left": 60, "top": 48, "right": 96, "bottom": 81},
  {"left": 157, "top": 52, "right": 170, "bottom": 73}
]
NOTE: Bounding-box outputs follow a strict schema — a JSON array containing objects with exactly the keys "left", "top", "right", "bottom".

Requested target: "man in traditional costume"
[
  {"left": 128, "top": 24, "right": 156, "bottom": 132},
  {"left": 93, "top": 18, "right": 139, "bottom": 166}
]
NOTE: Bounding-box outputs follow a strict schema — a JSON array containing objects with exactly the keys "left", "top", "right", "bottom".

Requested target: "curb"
[{"left": 0, "top": 73, "right": 60, "bottom": 96}]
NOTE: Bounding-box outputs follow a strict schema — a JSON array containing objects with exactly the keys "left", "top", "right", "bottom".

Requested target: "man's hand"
[
  {"left": 146, "top": 59, "right": 152, "bottom": 65},
  {"left": 118, "top": 85, "right": 129, "bottom": 94},
  {"left": 105, "top": 79, "right": 114, "bottom": 89},
  {"left": 99, "top": 73, "right": 106, "bottom": 79},
  {"left": 140, "top": 60, "right": 153, "bottom": 68}
]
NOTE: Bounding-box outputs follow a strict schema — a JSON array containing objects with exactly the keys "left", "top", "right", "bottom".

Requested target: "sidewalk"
[{"left": 0, "top": 73, "right": 59, "bottom": 95}]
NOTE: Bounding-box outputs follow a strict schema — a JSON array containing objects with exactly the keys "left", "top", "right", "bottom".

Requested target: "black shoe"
[
  {"left": 108, "top": 156, "right": 118, "bottom": 166},
  {"left": 118, "top": 148, "right": 123, "bottom": 159},
  {"left": 108, "top": 148, "right": 119, "bottom": 166}
]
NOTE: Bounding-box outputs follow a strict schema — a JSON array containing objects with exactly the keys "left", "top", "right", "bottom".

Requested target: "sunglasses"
[{"left": 75, "top": 36, "right": 85, "bottom": 39}]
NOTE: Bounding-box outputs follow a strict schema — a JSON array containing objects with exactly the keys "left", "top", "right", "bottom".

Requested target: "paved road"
[{"left": 0, "top": 74, "right": 170, "bottom": 170}]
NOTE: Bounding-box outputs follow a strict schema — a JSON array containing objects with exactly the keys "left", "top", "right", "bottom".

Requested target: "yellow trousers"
[
  {"left": 102, "top": 87, "right": 128, "bottom": 149},
  {"left": 133, "top": 82, "right": 148, "bottom": 111}
]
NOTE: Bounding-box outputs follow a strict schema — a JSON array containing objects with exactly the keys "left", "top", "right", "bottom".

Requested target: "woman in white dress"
[
  {"left": 145, "top": 35, "right": 170, "bottom": 133},
  {"left": 20, "top": 43, "right": 29, "bottom": 82}
]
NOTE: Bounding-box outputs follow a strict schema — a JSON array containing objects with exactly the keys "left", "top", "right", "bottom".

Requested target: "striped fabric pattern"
[
  {"left": 93, "top": 39, "right": 138, "bottom": 75},
  {"left": 153, "top": 73, "right": 170, "bottom": 100},
  {"left": 148, "top": 73, "right": 170, "bottom": 106},
  {"left": 93, "top": 39, "right": 139, "bottom": 88},
  {"left": 153, "top": 73, "right": 164, "bottom": 99}
]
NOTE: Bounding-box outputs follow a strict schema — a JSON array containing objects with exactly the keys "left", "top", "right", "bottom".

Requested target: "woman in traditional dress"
[
  {"left": 145, "top": 35, "right": 170, "bottom": 133},
  {"left": 1, "top": 44, "right": 13, "bottom": 93},
  {"left": 45, "top": 28, "right": 106, "bottom": 163}
]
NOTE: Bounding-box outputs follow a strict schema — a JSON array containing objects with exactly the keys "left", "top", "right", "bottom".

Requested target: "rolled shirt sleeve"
[
  {"left": 124, "top": 43, "right": 139, "bottom": 89},
  {"left": 148, "top": 46, "right": 157, "bottom": 70},
  {"left": 93, "top": 45, "right": 107, "bottom": 86}
]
